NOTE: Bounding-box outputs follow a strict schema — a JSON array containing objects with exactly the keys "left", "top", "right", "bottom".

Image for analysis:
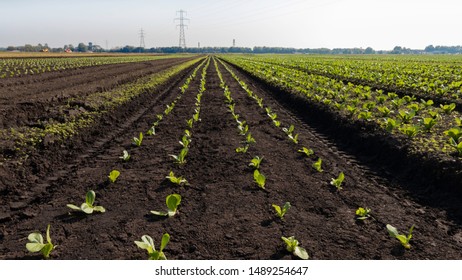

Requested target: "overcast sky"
[{"left": 1, "top": 0, "right": 461, "bottom": 50}]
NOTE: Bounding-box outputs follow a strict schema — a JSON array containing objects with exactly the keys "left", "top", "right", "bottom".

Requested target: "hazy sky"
[{"left": 1, "top": 0, "right": 461, "bottom": 50}]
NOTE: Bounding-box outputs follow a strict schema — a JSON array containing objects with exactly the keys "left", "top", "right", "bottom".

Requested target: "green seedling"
[
  {"left": 312, "top": 158, "right": 323, "bottom": 172},
  {"left": 272, "top": 202, "right": 291, "bottom": 220},
  {"left": 67, "top": 190, "right": 106, "bottom": 214},
  {"left": 384, "top": 118, "right": 398, "bottom": 132},
  {"left": 421, "top": 117, "right": 437, "bottom": 132},
  {"left": 440, "top": 103, "right": 456, "bottom": 114},
  {"left": 26, "top": 224, "right": 55, "bottom": 259},
  {"left": 170, "top": 147, "right": 188, "bottom": 165},
  {"left": 235, "top": 145, "right": 249, "bottom": 153},
  {"left": 132, "top": 132, "right": 143, "bottom": 147},
  {"left": 444, "top": 127, "right": 462, "bottom": 143},
  {"left": 184, "top": 129, "right": 192, "bottom": 138},
  {"left": 119, "top": 150, "right": 130, "bottom": 162},
  {"left": 166, "top": 171, "right": 188, "bottom": 186},
  {"left": 108, "top": 169, "right": 120, "bottom": 183},
  {"left": 355, "top": 207, "right": 371, "bottom": 220},
  {"left": 151, "top": 194, "right": 182, "bottom": 217},
  {"left": 298, "top": 147, "right": 314, "bottom": 157},
  {"left": 281, "top": 236, "right": 309, "bottom": 260},
  {"left": 238, "top": 123, "right": 249, "bottom": 136},
  {"left": 244, "top": 133, "right": 256, "bottom": 145},
  {"left": 146, "top": 126, "right": 156, "bottom": 136},
  {"left": 134, "top": 233, "right": 170, "bottom": 260},
  {"left": 288, "top": 133, "right": 299, "bottom": 144},
  {"left": 330, "top": 172, "right": 345, "bottom": 190},
  {"left": 399, "top": 124, "right": 419, "bottom": 138},
  {"left": 186, "top": 118, "right": 194, "bottom": 129},
  {"left": 253, "top": 169, "right": 266, "bottom": 189},
  {"left": 179, "top": 135, "right": 191, "bottom": 148},
  {"left": 386, "top": 224, "right": 415, "bottom": 249},
  {"left": 249, "top": 156, "right": 263, "bottom": 169},
  {"left": 450, "top": 138, "right": 462, "bottom": 156},
  {"left": 282, "top": 125, "right": 295, "bottom": 135},
  {"left": 273, "top": 119, "right": 281, "bottom": 127}
]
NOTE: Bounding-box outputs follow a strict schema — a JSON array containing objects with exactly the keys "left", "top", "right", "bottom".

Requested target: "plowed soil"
[{"left": 1, "top": 57, "right": 461, "bottom": 259}]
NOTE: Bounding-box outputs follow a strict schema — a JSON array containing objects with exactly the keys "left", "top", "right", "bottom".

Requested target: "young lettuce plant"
[
  {"left": 119, "top": 150, "right": 131, "bottom": 162},
  {"left": 281, "top": 236, "right": 309, "bottom": 260},
  {"left": 249, "top": 156, "right": 263, "bottom": 169},
  {"left": 386, "top": 224, "right": 415, "bottom": 249},
  {"left": 146, "top": 126, "right": 156, "bottom": 136},
  {"left": 272, "top": 202, "right": 291, "bottom": 220},
  {"left": 298, "top": 147, "right": 314, "bottom": 157},
  {"left": 355, "top": 207, "right": 371, "bottom": 220},
  {"left": 166, "top": 171, "right": 188, "bottom": 186},
  {"left": 330, "top": 172, "right": 345, "bottom": 190},
  {"left": 134, "top": 233, "right": 170, "bottom": 260},
  {"left": 67, "top": 190, "right": 106, "bottom": 214},
  {"left": 26, "top": 224, "right": 55, "bottom": 259},
  {"left": 170, "top": 148, "right": 188, "bottom": 165},
  {"left": 235, "top": 145, "right": 249, "bottom": 153},
  {"left": 253, "top": 169, "right": 266, "bottom": 189},
  {"left": 132, "top": 132, "right": 143, "bottom": 147},
  {"left": 312, "top": 158, "right": 323, "bottom": 172},
  {"left": 151, "top": 194, "right": 181, "bottom": 217},
  {"left": 108, "top": 169, "right": 120, "bottom": 183}
]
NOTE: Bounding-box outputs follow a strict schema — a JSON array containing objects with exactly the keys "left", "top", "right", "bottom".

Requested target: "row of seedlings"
[
  {"left": 213, "top": 57, "right": 308, "bottom": 259},
  {"left": 24, "top": 58, "right": 208, "bottom": 259},
  {"left": 218, "top": 58, "right": 416, "bottom": 253}
]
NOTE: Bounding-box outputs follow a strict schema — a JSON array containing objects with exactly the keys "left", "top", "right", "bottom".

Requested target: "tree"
[
  {"left": 364, "top": 47, "right": 375, "bottom": 54},
  {"left": 77, "top": 43, "right": 88, "bottom": 52}
]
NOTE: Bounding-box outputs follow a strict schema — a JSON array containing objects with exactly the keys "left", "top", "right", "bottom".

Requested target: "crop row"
[
  {"left": 221, "top": 56, "right": 462, "bottom": 158},
  {"left": 25, "top": 57, "right": 209, "bottom": 259},
  {"left": 1, "top": 58, "right": 203, "bottom": 160},
  {"left": 217, "top": 57, "right": 418, "bottom": 254},
  {"left": 0, "top": 54, "right": 192, "bottom": 78},
  {"left": 235, "top": 54, "right": 462, "bottom": 102}
]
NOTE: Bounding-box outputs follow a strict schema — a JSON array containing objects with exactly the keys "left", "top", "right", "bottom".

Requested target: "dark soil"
[{"left": 1, "top": 57, "right": 461, "bottom": 259}]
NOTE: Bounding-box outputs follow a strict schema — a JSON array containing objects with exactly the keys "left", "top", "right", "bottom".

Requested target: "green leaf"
[
  {"left": 253, "top": 169, "right": 266, "bottom": 189},
  {"left": 108, "top": 170, "right": 120, "bottom": 183},
  {"left": 160, "top": 233, "right": 170, "bottom": 251},
  {"left": 166, "top": 194, "right": 181, "bottom": 215},
  {"left": 150, "top": 210, "right": 168, "bottom": 216},
  {"left": 41, "top": 243, "right": 54, "bottom": 258},
  {"left": 272, "top": 204, "right": 282, "bottom": 216},
  {"left": 294, "top": 246, "right": 309, "bottom": 260},
  {"left": 81, "top": 203, "right": 94, "bottom": 214},
  {"left": 26, "top": 242, "right": 45, "bottom": 253},
  {"left": 93, "top": 206, "right": 106, "bottom": 213},
  {"left": 46, "top": 224, "right": 52, "bottom": 244},
  {"left": 386, "top": 224, "right": 399, "bottom": 237},
  {"left": 66, "top": 204, "right": 81, "bottom": 211},
  {"left": 27, "top": 232, "right": 44, "bottom": 244},
  {"left": 85, "top": 190, "right": 96, "bottom": 206}
]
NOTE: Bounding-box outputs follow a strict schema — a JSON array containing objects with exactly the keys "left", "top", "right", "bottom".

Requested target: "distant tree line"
[{"left": 2, "top": 43, "right": 462, "bottom": 54}]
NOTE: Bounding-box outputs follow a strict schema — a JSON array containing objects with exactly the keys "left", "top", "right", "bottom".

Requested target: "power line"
[{"left": 175, "top": 10, "right": 189, "bottom": 48}]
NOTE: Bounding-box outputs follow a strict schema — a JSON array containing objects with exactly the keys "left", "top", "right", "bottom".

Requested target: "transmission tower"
[
  {"left": 175, "top": 10, "right": 189, "bottom": 48},
  {"left": 139, "top": 28, "right": 146, "bottom": 52}
]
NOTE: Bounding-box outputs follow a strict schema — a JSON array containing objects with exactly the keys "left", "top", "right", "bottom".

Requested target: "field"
[{"left": 1, "top": 54, "right": 462, "bottom": 260}]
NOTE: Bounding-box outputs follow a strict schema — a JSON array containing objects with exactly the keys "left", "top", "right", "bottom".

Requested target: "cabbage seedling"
[
  {"left": 330, "top": 172, "right": 345, "bottom": 190},
  {"left": 119, "top": 150, "right": 130, "bottom": 162},
  {"left": 146, "top": 126, "right": 156, "bottom": 136},
  {"left": 440, "top": 103, "right": 456, "bottom": 114},
  {"left": 355, "top": 207, "right": 371, "bottom": 220},
  {"left": 449, "top": 138, "right": 462, "bottom": 156},
  {"left": 312, "top": 158, "right": 323, "bottom": 172},
  {"left": 272, "top": 202, "right": 291, "bottom": 220},
  {"left": 386, "top": 224, "right": 415, "bottom": 249},
  {"left": 166, "top": 171, "right": 188, "bottom": 186},
  {"left": 108, "top": 169, "right": 120, "bottom": 183},
  {"left": 253, "top": 169, "right": 266, "bottom": 189},
  {"left": 67, "top": 190, "right": 106, "bottom": 214},
  {"left": 132, "top": 132, "right": 143, "bottom": 147},
  {"left": 249, "top": 156, "right": 263, "bottom": 169},
  {"left": 134, "top": 233, "right": 170, "bottom": 260},
  {"left": 298, "top": 147, "right": 314, "bottom": 157},
  {"left": 151, "top": 194, "right": 182, "bottom": 217},
  {"left": 26, "top": 224, "right": 55, "bottom": 259},
  {"left": 235, "top": 145, "right": 249, "bottom": 153},
  {"left": 170, "top": 148, "right": 188, "bottom": 165},
  {"left": 244, "top": 133, "right": 256, "bottom": 145},
  {"left": 186, "top": 118, "right": 194, "bottom": 129},
  {"left": 179, "top": 135, "right": 191, "bottom": 148},
  {"left": 281, "top": 236, "right": 309, "bottom": 260}
]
